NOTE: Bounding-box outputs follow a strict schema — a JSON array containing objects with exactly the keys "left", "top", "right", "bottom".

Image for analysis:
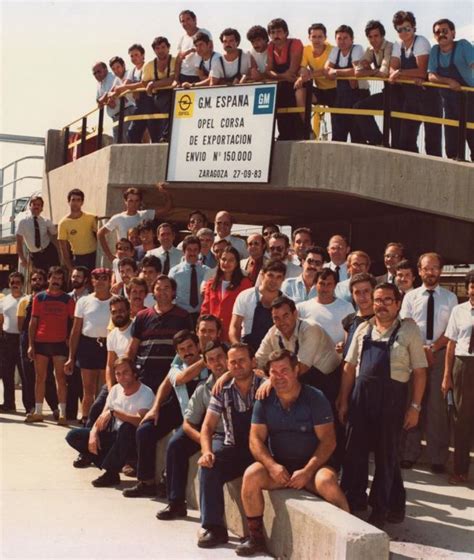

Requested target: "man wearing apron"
[
  {"left": 325, "top": 25, "right": 370, "bottom": 143},
  {"left": 337, "top": 282, "right": 427, "bottom": 529},
  {"left": 197, "top": 343, "right": 262, "bottom": 548},
  {"left": 389, "top": 10, "right": 442, "bottom": 156},
  {"left": 428, "top": 18, "right": 474, "bottom": 160}
]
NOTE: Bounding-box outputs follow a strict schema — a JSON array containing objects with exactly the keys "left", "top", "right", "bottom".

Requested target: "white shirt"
[
  {"left": 210, "top": 52, "right": 252, "bottom": 80},
  {"left": 297, "top": 297, "right": 355, "bottom": 345},
  {"left": 75, "top": 294, "right": 113, "bottom": 338},
  {"left": 177, "top": 28, "right": 212, "bottom": 76},
  {"left": 111, "top": 71, "right": 136, "bottom": 107},
  {"left": 16, "top": 213, "right": 56, "bottom": 253},
  {"left": 392, "top": 35, "right": 431, "bottom": 59},
  {"left": 232, "top": 287, "right": 260, "bottom": 337},
  {"left": 146, "top": 245, "right": 183, "bottom": 270},
  {"left": 104, "top": 209, "right": 155, "bottom": 241},
  {"left": 334, "top": 278, "right": 352, "bottom": 303},
  {"left": 96, "top": 72, "right": 119, "bottom": 118},
  {"left": 0, "top": 294, "right": 22, "bottom": 334},
  {"left": 444, "top": 301, "right": 474, "bottom": 356},
  {"left": 324, "top": 261, "right": 349, "bottom": 282},
  {"left": 214, "top": 235, "right": 248, "bottom": 258},
  {"left": 107, "top": 322, "right": 133, "bottom": 358},
  {"left": 249, "top": 47, "right": 268, "bottom": 73},
  {"left": 328, "top": 45, "right": 369, "bottom": 89},
  {"left": 400, "top": 285, "right": 458, "bottom": 344},
  {"left": 105, "top": 382, "right": 154, "bottom": 430},
  {"left": 281, "top": 274, "right": 317, "bottom": 304}
]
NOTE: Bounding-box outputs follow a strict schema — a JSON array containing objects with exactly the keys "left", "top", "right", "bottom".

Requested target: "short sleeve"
[
  {"left": 391, "top": 42, "right": 401, "bottom": 59},
  {"left": 445, "top": 309, "right": 459, "bottom": 341},
  {"left": 251, "top": 399, "right": 266, "bottom": 424},
  {"left": 427, "top": 46, "right": 438, "bottom": 73},
  {"left": 328, "top": 47, "right": 338, "bottom": 65},
  {"left": 104, "top": 214, "right": 119, "bottom": 232},
  {"left": 142, "top": 61, "right": 154, "bottom": 83},
  {"left": 210, "top": 56, "right": 223, "bottom": 79},
  {"left": 406, "top": 321, "right": 429, "bottom": 369},
  {"left": 17, "top": 297, "right": 29, "bottom": 317},
  {"left": 57, "top": 219, "right": 67, "bottom": 241},
  {"left": 185, "top": 385, "right": 206, "bottom": 424},
  {"left": 233, "top": 290, "right": 250, "bottom": 317},
  {"left": 131, "top": 314, "right": 144, "bottom": 339},
  {"left": 46, "top": 219, "right": 57, "bottom": 235},
  {"left": 31, "top": 295, "right": 41, "bottom": 317},
  {"left": 345, "top": 322, "right": 366, "bottom": 366},
  {"left": 414, "top": 36, "right": 431, "bottom": 56},
  {"left": 74, "top": 297, "right": 85, "bottom": 319},
  {"left": 208, "top": 392, "right": 224, "bottom": 416},
  {"left": 168, "top": 367, "right": 181, "bottom": 387},
  {"left": 352, "top": 45, "right": 365, "bottom": 63},
  {"left": 139, "top": 209, "right": 155, "bottom": 221},
  {"left": 68, "top": 297, "right": 75, "bottom": 318},
  {"left": 309, "top": 388, "right": 333, "bottom": 425}
]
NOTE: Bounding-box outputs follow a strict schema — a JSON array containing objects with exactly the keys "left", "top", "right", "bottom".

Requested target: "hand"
[
  {"left": 88, "top": 432, "right": 100, "bottom": 455},
  {"left": 326, "top": 67, "right": 337, "bottom": 80},
  {"left": 441, "top": 374, "right": 453, "bottom": 397},
  {"left": 335, "top": 342, "right": 344, "bottom": 354},
  {"left": 146, "top": 82, "right": 154, "bottom": 95},
  {"left": 27, "top": 346, "right": 35, "bottom": 361},
  {"left": 108, "top": 91, "right": 118, "bottom": 100},
  {"left": 95, "top": 410, "right": 112, "bottom": 431},
  {"left": 424, "top": 346, "right": 435, "bottom": 368},
  {"left": 389, "top": 69, "right": 400, "bottom": 83},
  {"left": 294, "top": 77, "right": 304, "bottom": 90},
  {"left": 198, "top": 452, "right": 215, "bottom": 469},
  {"left": 448, "top": 79, "right": 461, "bottom": 91},
  {"left": 268, "top": 463, "right": 291, "bottom": 486},
  {"left": 288, "top": 468, "right": 312, "bottom": 490},
  {"left": 156, "top": 181, "right": 168, "bottom": 193},
  {"left": 255, "top": 378, "right": 272, "bottom": 400},
  {"left": 64, "top": 358, "right": 74, "bottom": 375},
  {"left": 19, "top": 256, "right": 28, "bottom": 268},
  {"left": 108, "top": 99, "right": 116, "bottom": 109},
  {"left": 403, "top": 407, "right": 420, "bottom": 430},
  {"left": 140, "top": 407, "right": 159, "bottom": 426},
  {"left": 211, "top": 372, "right": 231, "bottom": 396},
  {"left": 413, "top": 78, "right": 424, "bottom": 86},
  {"left": 182, "top": 82, "right": 192, "bottom": 89},
  {"left": 336, "top": 395, "right": 348, "bottom": 425}
]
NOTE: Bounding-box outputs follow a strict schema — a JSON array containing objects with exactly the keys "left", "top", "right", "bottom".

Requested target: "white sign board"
[{"left": 166, "top": 83, "right": 277, "bottom": 183}]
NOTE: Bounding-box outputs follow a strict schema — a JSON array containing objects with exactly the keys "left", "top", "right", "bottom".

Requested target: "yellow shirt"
[
  {"left": 16, "top": 295, "right": 30, "bottom": 318},
  {"left": 142, "top": 56, "right": 176, "bottom": 92},
  {"left": 301, "top": 43, "right": 336, "bottom": 90},
  {"left": 57, "top": 212, "right": 97, "bottom": 255}
]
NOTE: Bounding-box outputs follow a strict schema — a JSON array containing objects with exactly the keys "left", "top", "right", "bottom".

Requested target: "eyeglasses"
[
  {"left": 374, "top": 297, "right": 395, "bottom": 306},
  {"left": 306, "top": 258, "right": 323, "bottom": 266},
  {"left": 396, "top": 26, "right": 413, "bottom": 33},
  {"left": 434, "top": 29, "right": 450, "bottom": 36}
]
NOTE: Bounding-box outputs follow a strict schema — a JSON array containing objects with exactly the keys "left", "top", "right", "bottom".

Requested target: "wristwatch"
[{"left": 410, "top": 402, "right": 422, "bottom": 412}]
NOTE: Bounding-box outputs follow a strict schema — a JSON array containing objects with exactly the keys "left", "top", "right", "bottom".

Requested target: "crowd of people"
[
  {"left": 92, "top": 10, "right": 474, "bottom": 159},
  {"left": 1, "top": 183, "right": 473, "bottom": 556}
]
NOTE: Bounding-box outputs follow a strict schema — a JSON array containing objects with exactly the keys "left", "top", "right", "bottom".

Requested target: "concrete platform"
[{"left": 1, "top": 392, "right": 473, "bottom": 559}]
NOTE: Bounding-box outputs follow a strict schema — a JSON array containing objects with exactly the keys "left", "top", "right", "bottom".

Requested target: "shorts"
[
  {"left": 312, "top": 87, "right": 337, "bottom": 107},
  {"left": 77, "top": 335, "right": 107, "bottom": 370},
  {"left": 35, "top": 341, "right": 68, "bottom": 358}
]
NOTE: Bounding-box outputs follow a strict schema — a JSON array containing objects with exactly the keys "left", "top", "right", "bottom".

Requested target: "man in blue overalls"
[
  {"left": 197, "top": 343, "right": 262, "bottom": 548},
  {"left": 337, "top": 282, "right": 427, "bottom": 529},
  {"left": 428, "top": 18, "right": 474, "bottom": 160}
]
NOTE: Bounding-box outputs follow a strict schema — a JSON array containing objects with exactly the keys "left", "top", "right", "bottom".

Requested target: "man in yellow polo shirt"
[
  {"left": 295, "top": 23, "right": 336, "bottom": 135},
  {"left": 58, "top": 189, "right": 97, "bottom": 272}
]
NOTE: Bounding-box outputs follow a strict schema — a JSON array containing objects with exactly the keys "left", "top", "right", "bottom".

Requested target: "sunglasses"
[
  {"left": 93, "top": 274, "right": 110, "bottom": 281},
  {"left": 396, "top": 26, "right": 413, "bottom": 33},
  {"left": 434, "top": 29, "right": 450, "bottom": 36}
]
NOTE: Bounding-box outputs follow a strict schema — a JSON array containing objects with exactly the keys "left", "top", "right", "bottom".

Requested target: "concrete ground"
[{"left": 1, "top": 392, "right": 473, "bottom": 560}]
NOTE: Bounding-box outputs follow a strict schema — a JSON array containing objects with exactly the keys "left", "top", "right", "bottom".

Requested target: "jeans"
[
  {"left": 354, "top": 91, "right": 384, "bottom": 145},
  {"left": 66, "top": 422, "right": 137, "bottom": 473},
  {"left": 199, "top": 441, "right": 253, "bottom": 529},
  {"left": 166, "top": 426, "right": 200, "bottom": 504}
]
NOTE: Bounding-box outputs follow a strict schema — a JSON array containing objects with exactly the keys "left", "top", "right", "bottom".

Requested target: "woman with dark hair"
[{"left": 201, "top": 246, "right": 252, "bottom": 340}]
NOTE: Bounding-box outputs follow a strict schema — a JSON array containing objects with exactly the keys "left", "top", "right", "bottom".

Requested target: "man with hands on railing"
[{"left": 428, "top": 18, "right": 474, "bottom": 160}]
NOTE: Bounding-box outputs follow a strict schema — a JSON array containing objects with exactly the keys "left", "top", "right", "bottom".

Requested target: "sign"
[{"left": 166, "top": 83, "right": 277, "bottom": 183}]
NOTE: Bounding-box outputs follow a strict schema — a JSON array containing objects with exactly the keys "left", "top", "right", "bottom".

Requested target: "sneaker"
[
  {"left": 91, "top": 471, "right": 121, "bottom": 488},
  {"left": 197, "top": 527, "right": 229, "bottom": 548},
  {"left": 57, "top": 415, "right": 68, "bottom": 426},
  {"left": 73, "top": 453, "right": 93, "bottom": 468},
  {"left": 25, "top": 412, "right": 44, "bottom": 423},
  {"left": 122, "top": 481, "right": 157, "bottom": 498},
  {"left": 235, "top": 536, "right": 268, "bottom": 557},
  {"left": 156, "top": 502, "right": 187, "bottom": 520}
]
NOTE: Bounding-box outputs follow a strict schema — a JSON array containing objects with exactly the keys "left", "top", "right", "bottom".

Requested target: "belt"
[
  {"left": 3, "top": 332, "right": 20, "bottom": 338},
  {"left": 82, "top": 334, "right": 107, "bottom": 347},
  {"left": 31, "top": 243, "right": 51, "bottom": 254}
]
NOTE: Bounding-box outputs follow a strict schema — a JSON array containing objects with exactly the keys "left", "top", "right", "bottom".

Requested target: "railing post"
[
  {"left": 97, "top": 107, "right": 104, "bottom": 150},
  {"left": 382, "top": 82, "right": 391, "bottom": 148},
  {"left": 304, "top": 81, "right": 313, "bottom": 140},
  {"left": 80, "top": 117, "right": 87, "bottom": 158},
  {"left": 117, "top": 97, "right": 125, "bottom": 144},
  {"left": 63, "top": 127, "right": 70, "bottom": 165},
  {"left": 455, "top": 91, "right": 467, "bottom": 161}
]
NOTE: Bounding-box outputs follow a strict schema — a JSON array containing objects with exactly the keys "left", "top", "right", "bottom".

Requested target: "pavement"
[{"left": 1, "top": 392, "right": 473, "bottom": 560}]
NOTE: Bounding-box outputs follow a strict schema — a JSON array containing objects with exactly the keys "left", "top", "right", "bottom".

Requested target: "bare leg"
[
  {"left": 312, "top": 467, "right": 350, "bottom": 512},
  {"left": 295, "top": 86, "right": 307, "bottom": 124},
  {"left": 34, "top": 354, "right": 49, "bottom": 403},
  {"left": 52, "top": 355, "right": 68, "bottom": 403},
  {"left": 81, "top": 369, "right": 98, "bottom": 418},
  {"left": 241, "top": 462, "right": 284, "bottom": 517}
]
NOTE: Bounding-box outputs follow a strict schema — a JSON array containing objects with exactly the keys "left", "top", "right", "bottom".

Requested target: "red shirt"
[{"left": 32, "top": 290, "right": 75, "bottom": 343}]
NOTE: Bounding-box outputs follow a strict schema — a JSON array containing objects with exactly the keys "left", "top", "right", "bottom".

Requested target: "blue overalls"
[
  {"left": 341, "top": 321, "right": 408, "bottom": 516},
  {"left": 242, "top": 288, "right": 276, "bottom": 353},
  {"left": 272, "top": 40, "right": 305, "bottom": 140},
  {"left": 435, "top": 42, "right": 474, "bottom": 159},
  {"left": 391, "top": 37, "right": 442, "bottom": 155},
  {"left": 218, "top": 50, "right": 243, "bottom": 84},
  {"left": 199, "top": 395, "right": 255, "bottom": 529},
  {"left": 149, "top": 55, "right": 173, "bottom": 142},
  {"left": 332, "top": 47, "right": 370, "bottom": 143}
]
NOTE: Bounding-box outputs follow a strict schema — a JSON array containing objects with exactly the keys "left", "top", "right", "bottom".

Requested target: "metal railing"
[{"left": 61, "top": 78, "right": 473, "bottom": 164}]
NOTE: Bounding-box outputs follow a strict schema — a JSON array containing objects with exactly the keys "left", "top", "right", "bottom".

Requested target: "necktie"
[
  {"left": 33, "top": 216, "right": 41, "bottom": 249},
  {"left": 426, "top": 290, "right": 435, "bottom": 341},
  {"left": 190, "top": 264, "right": 198, "bottom": 308},
  {"left": 201, "top": 253, "right": 206, "bottom": 265},
  {"left": 335, "top": 265, "right": 340, "bottom": 283},
  {"left": 163, "top": 250, "right": 170, "bottom": 275},
  {"left": 469, "top": 311, "right": 474, "bottom": 354}
]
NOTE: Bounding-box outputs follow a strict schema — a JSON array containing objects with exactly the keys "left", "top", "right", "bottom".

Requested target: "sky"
[{"left": 0, "top": 0, "right": 472, "bottom": 202}]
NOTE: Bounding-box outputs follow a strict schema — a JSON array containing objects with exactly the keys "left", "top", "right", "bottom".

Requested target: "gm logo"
[
  {"left": 175, "top": 91, "right": 195, "bottom": 118},
  {"left": 253, "top": 87, "right": 275, "bottom": 115}
]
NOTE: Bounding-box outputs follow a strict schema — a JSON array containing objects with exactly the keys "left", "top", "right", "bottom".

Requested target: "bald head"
[
  {"left": 327, "top": 234, "right": 350, "bottom": 266},
  {"left": 247, "top": 233, "right": 265, "bottom": 259},
  {"left": 215, "top": 210, "right": 233, "bottom": 237}
]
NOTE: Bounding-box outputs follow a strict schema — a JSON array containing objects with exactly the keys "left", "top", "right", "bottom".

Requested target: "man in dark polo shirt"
[
  {"left": 236, "top": 349, "right": 349, "bottom": 556},
  {"left": 123, "top": 275, "right": 192, "bottom": 498}
]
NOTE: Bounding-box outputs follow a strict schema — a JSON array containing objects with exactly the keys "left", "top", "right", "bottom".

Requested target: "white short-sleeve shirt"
[
  {"left": 210, "top": 52, "right": 252, "bottom": 80},
  {"left": 75, "top": 294, "right": 113, "bottom": 338},
  {"left": 0, "top": 294, "right": 22, "bottom": 334},
  {"left": 178, "top": 28, "right": 212, "bottom": 76},
  {"left": 107, "top": 322, "right": 133, "bottom": 358},
  {"left": 105, "top": 382, "right": 155, "bottom": 430},
  {"left": 104, "top": 209, "right": 155, "bottom": 241},
  {"left": 232, "top": 287, "right": 259, "bottom": 337},
  {"left": 391, "top": 36, "right": 431, "bottom": 59},
  {"left": 445, "top": 301, "right": 474, "bottom": 356},
  {"left": 328, "top": 44, "right": 369, "bottom": 89},
  {"left": 297, "top": 297, "right": 355, "bottom": 345}
]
